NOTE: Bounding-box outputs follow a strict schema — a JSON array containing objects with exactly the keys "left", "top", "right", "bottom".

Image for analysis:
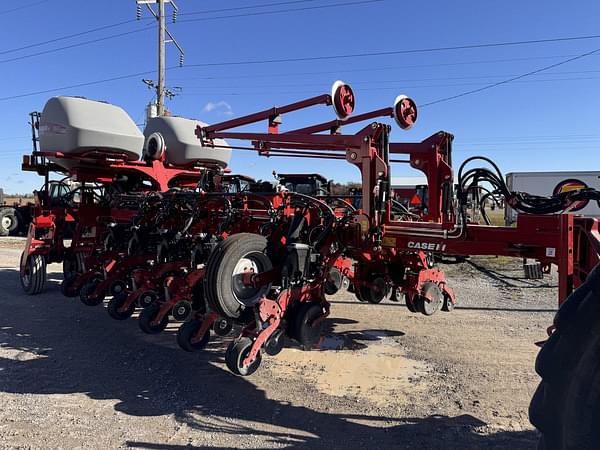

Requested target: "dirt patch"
[{"left": 270, "top": 333, "right": 430, "bottom": 406}]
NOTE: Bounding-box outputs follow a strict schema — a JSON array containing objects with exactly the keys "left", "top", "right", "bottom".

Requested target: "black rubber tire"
[
  {"left": 204, "top": 233, "right": 273, "bottom": 319},
  {"left": 414, "top": 281, "right": 442, "bottom": 316},
  {"left": 107, "top": 292, "right": 135, "bottom": 320},
  {"left": 109, "top": 280, "right": 127, "bottom": 297},
  {"left": 405, "top": 293, "right": 419, "bottom": 313},
  {"left": 62, "top": 254, "right": 78, "bottom": 279},
  {"left": 0, "top": 208, "right": 18, "bottom": 236},
  {"left": 138, "top": 303, "right": 169, "bottom": 334},
  {"left": 293, "top": 302, "right": 325, "bottom": 350},
  {"left": 176, "top": 319, "right": 210, "bottom": 352},
  {"left": 324, "top": 267, "right": 343, "bottom": 295},
  {"left": 442, "top": 293, "right": 455, "bottom": 312},
  {"left": 172, "top": 301, "right": 193, "bottom": 322},
  {"left": 60, "top": 273, "right": 79, "bottom": 298},
  {"left": 79, "top": 281, "right": 105, "bottom": 306},
  {"left": 390, "top": 287, "right": 404, "bottom": 303},
  {"left": 20, "top": 253, "right": 46, "bottom": 295},
  {"left": 138, "top": 290, "right": 158, "bottom": 308},
  {"left": 359, "top": 277, "right": 389, "bottom": 304},
  {"left": 353, "top": 283, "right": 366, "bottom": 302},
  {"left": 225, "top": 337, "right": 261, "bottom": 376},
  {"left": 529, "top": 264, "right": 600, "bottom": 450},
  {"left": 212, "top": 317, "right": 233, "bottom": 337}
]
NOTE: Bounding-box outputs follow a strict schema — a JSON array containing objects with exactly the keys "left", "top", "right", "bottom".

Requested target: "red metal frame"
[{"left": 196, "top": 89, "right": 600, "bottom": 307}]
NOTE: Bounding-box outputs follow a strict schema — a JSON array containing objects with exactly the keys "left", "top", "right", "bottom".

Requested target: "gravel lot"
[{"left": 0, "top": 240, "right": 556, "bottom": 449}]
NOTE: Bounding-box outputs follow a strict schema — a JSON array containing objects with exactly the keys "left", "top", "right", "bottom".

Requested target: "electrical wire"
[
  {"left": 0, "top": 67, "right": 173, "bottom": 102},
  {"left": 0, "top": 0, "right": 377, "bottom": 64},
  {"left": 170, "top": 64, "right": 600, "bottom": 83},
  {"left": 421, "top": 46, "right": 600, "bottom": 107},
  {"left": 179, "top": 71, "right": 600, "bottom": 90},
  {"left": 0, "top": 26, "right": 153, "bottom": 65},
  {"left": 178, "top": 0, "right": 383, "bottom": 23},
  {"left": 0, "top": 0, "right": 48, "bottom": 16},
  {"left": 179, "top": 0, "right": 323, "bottom": 16},
  {"left": 184, "top": 34, "right": 600, "bottom": 68},
  {"left": 0, "top": 19, "right": 145, "bottom": 56}
]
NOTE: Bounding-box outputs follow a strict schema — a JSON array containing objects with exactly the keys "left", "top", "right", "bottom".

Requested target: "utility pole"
[
  {"left": 136, "top": 0, "right": 184, "bottom": 116},
  {"left": 157, "top": 0, "right": 166, "bottom": 116}
]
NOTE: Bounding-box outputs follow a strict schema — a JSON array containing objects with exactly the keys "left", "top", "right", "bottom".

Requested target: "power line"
[
  {"left": 173, "top": 75, "right": 600, "bottom": 96},
  {"left": 2, "top": 67, "right": 594, "bottom": 103},
  {"left": 0, "top": 67, "right": 176, "bottom": 102},
  {"left": 170, "top": 54, "right": 600, "bottom": 82},
  {"left": 178, "top": 0, "right": 384, "bottom": 23},
  {"left": 0, "top": 0, "right": 378, "bottom": 66},
  {"left": 0, "top": 0, "right": 48, "bottom": 16},
  {"left": 0, "top": 26, "right": 153, "bottom": 65},
  {"left": 179, "top": 70, "right": 600, "bottom": 89},
  {"left": 184, "top": 34, "right": 600, "bottom": 68},
  {"left": 179, "top": 0, "right": 322, "bottom": 16},
  {"left": 421, "top": 46, "right": 600, "bottom": 107},
  {"left": 0, "top": 2, "right": 323, "bottom": 57},
  {"left": 0, "top": 19, "right": 144, "bottom": 56}
]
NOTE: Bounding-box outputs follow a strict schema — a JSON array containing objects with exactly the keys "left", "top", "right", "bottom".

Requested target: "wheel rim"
[
  {"left": 231, "top": 253, "right": 268, "bottom": 306},
  {"left": 22, "top": 263, "right": 31, "bottom": 287},
  {"left": 371, "top": 278, "right": 387, "bottom": 300},
  {"left": 216, "top": 319, "right": 229, "bottom": 332},
  {"left": 2, "top": 216, "right": 12, "bottom": 230}
]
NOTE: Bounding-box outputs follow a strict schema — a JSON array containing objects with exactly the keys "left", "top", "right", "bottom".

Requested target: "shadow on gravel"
[
  {"left": 0, "top": 268, "right": 538, "bottom": 449},
  {"left": 465, "top": 260, "right": 557, "bottom": 289}
]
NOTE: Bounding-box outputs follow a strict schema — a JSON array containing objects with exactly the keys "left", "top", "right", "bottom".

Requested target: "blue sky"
[{"left": 0, "top": 0, "right": 599, "bottom": 193}]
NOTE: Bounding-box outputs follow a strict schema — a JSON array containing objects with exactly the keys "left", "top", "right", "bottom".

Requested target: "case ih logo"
[
  {"left": 553, "top": 179, "right": 589, "bottom": 212},
  {"left": 408, "top": 241, "right": 447, "bottom": 251}
]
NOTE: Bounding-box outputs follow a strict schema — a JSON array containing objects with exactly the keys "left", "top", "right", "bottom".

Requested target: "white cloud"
[{"left": 202, "top": 100, "right": 233, "bottom": 116}]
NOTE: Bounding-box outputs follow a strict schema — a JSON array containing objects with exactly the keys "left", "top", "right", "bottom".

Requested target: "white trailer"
[{"left": 505, "top": 171, "right": 600, "bottom": 225}]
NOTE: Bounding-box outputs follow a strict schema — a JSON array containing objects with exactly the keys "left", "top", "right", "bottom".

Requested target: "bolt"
[
  {"left": 363, "top": 137, "right": 369, "bottom": 142},
  {"left": 350, "top": 152, "right": 357, "bottom": 160}
]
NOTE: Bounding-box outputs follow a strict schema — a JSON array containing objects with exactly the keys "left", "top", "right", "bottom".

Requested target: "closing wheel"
[
  {"left": 62, "top": 254, "right": 78, "bottom": 279},
  {"left": 225, "top": 337, "right": 262, "bottom": 376},
  {"left": 324, "top": 267, "right": 343, "bottom": 295},
  {"left": 20, "top": 252, "right": 46, "bottom": 295},
  {"left": 79, "top": 280, "right": 105, "bottom": 306},
  {"left": 405, "top": 293, "right": 418, "bottom": 313},
  {"left": 107, "top": 292, "right": 135, "bottom": 320},
  {"left": 60, "top": 273, "right": 79, "bottom": 298},
  {"left": 264, "top": 329, "right": 285, "bottom": 356},
  {"left": 109, "top": 280, "right": 127, "bottom": 296},
  {"left": 204, "top": 233, "right": 273, "bottom": 319},
  {"left": 353, "top": 282, "right": 366, "bottom": 302},
  {"left": 293, "top": 302, "right": 325, "bottom": 350},
  {"left": 359, "top": 277, "right": 390, "bottom": 304},
  {"left": 138, "top": 290, "right": 158, "bottom": 308},
  {"left": 414, "top": 281, "right": 442, "bottom": 316},
  {"left": 138, "top": 303, "right": 169, "bottom": 334},
  {"left": 390, "top": 287, "right": 404, "bottom": 303},
  {"left": 172, "top": 300, "right": 193, "bottom": 322},
  {"left": 442, "top": 293, "right": 455, "bottom": 312},
  {"left": 212, "top": 317, "right": 233, "bottom": 337},
  {"left": 177, "top": 319, "right": 210, "bottom": 352}
]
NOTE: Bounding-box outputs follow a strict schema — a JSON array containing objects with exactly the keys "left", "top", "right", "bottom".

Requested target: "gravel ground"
[{"left": 0, "top": 243, "right": 556, "bottom": 449}]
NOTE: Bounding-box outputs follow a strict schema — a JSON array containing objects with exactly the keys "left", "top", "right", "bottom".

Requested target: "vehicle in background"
[
  {"left": 390, "top": 176, "right": 427, "bottom": 207},
  {"left": 0, "top": 188, "right": 34, "bottom": 237},
  {"left": 505, "top": 171, "right": 600, "bottom": 225}
]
